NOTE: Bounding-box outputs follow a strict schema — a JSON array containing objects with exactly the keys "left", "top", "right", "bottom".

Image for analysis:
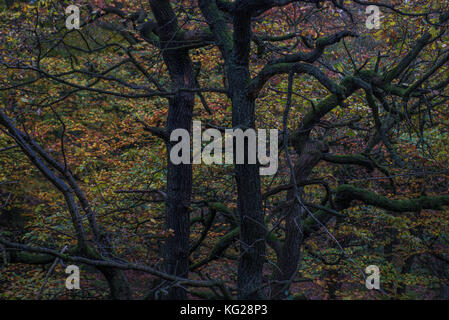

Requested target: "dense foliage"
[{"left": 1, "top": 0, "right": 449, "bottom": 300}]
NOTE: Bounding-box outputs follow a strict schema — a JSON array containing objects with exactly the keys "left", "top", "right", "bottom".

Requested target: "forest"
[{"left": 1, "top": 0, "right": 449, "bottom": 301}]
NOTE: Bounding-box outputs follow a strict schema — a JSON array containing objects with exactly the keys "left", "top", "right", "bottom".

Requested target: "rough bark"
[
  {"left": 198, "top": 1, "right": 267, "bottom": 299},
  {"left": 334, "top": 184, "right": 449, "bottom": 212},
  {"left": 272, "top": 140, "right": 327, "bottom": 298},
  {"left": 149, "top": 0, "right": 195, "bottom": 300},
  {"left": 230, "top": 13, "right": 266, "bottom": 300}
]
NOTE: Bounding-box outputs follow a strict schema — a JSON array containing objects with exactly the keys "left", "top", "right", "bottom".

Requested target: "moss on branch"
[{"left": 335, "top": 184, "right": 449, "bottom": 212}]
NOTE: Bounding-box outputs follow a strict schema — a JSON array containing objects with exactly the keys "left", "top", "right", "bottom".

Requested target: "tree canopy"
[{"left": 1, "top": 0, "right": 449, "bottom": 300}]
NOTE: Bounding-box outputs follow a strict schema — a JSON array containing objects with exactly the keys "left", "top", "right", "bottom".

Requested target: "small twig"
[
  {"left": 114, "top": 189, "right": 167, "bottom": 200},
  {"left": 136, "top": 118, "right": 169, "bottom": 141},
  {"left": 0, "top": 145, "right": 18, "bottom": 152}
]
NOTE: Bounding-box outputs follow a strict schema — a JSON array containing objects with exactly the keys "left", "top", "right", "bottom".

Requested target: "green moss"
[
  {"left": 335, "top": 184, "right": 449, "bottom": 212},
  {"left": 190, "top": 227, "right": 239, "bottom": 270},
  {"left": 209, "top": 202, "right": 233, "bottom": 215}
]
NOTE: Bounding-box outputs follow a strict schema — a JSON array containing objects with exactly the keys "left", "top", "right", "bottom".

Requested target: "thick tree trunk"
[
  {"left": 196, "top": 1, "right": 266, "bottom": 300},
  {"left": 163, "top": 88, "right": 193, "bottom": 300},
  {"left": 228, "top": 70, "right": 266, "bottom": 299},
  {"left": 98, "top": 266, "right": 132, "bottom": 300},
  {"left": 228, "top": 53, "right": 266, "bottom": 300},
  {"left": 150, "top": 0, "right": 195, "bottom": 300},
  {"left": 271, "top": 202, "right": 304, "bottom": 299},
  {"left": 272, "top": 140, "right": 327, "bottom": 299},
  {"left": 234, "top": 154, "right": 266, "bottom": 300},
  {"left": 433, "top": 258, "right": 449, "bottom": 299}
]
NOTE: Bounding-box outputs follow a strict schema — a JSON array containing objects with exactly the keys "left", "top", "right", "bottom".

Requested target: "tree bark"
[
  {"left": 149, "top": 0, "right": 195, "bottom": 300},
  {"left": 197, "top": 0, "right": 266, "bottom": 298},
  {"left": 227, "top": 13, "right": 266, "bottom": 300},
  {"left": 272, "top": 140, "right": 327, "bottom": 299},
  {"left": 98, "top": 266, "right": 132, "bottom": 300}
]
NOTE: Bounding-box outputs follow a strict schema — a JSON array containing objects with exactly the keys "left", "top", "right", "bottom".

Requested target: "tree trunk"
[
  {"left": 272, "top": 140, "right": 327, "bottom": 299},
  {"left": 234, "top": 154, "right": 265, "bottom": 299},
  {"left": 227, "top": 70, "right": 266, "bottom": 299},
  {"left": 98, "top": 266, "right": 132, "bottom": 300},
  {"left": 197, "top": 1, "right": 267, "bottom": 300},
  {"left": 150, "top": 0, "right": 195, "bottom": 300},
  {"left": 222, "top": 13, "right": 266, "bottom": 299}
]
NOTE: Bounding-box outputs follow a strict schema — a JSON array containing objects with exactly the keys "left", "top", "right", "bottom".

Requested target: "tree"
[{"left": 1, "top": 0, "right": 449, "bottom": 300}]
